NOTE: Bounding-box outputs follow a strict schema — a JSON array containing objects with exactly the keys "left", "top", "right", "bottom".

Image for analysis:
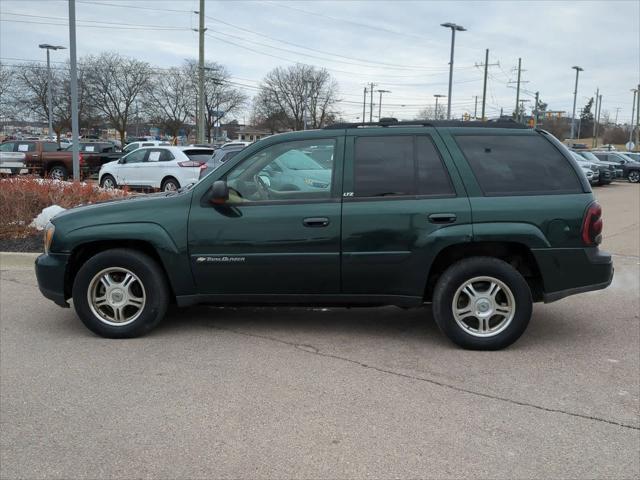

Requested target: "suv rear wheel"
[
  {"left": 628, "top": 170, "right": 639, "bottom": 183},
  {"left": 72, "top": 249, "right": 169, "bottom": 338},
  {"left": 432, "top": 257, "right": 532, "bottom": 350}
]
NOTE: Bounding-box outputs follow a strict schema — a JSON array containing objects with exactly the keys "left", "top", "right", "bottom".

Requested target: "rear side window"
[
  {"left": 455, "top": 134, "right": 582, "bottom": 195},
  {"left": 42, "top": 142, "right": 59, "bottom": 152},
  {"left": 354, "top": 135, "right": 454, "bottom": 197}
]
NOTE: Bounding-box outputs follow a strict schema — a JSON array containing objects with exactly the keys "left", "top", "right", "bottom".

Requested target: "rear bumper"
[
  {"left": 532, "top": 247, "right": 614, "bottom": 303},
  {"left": 35, "top": 253, "right": 70, "bottom": 307}
]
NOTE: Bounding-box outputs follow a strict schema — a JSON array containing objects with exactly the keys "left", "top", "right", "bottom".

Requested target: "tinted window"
[
  {"left": 416, "top": 136, "right": 454, "bottom": 195},
  {"left": 455, "top": 134, "right": 582, "bottom": 195},
  {"left": 42, "top": 142, "right": 59, "bottom": 152},
  {"left": 0, "top": 142, "right": 15, "bottom": 152},
  {"left": 222, "top": 150, "right": 240, "bottom": 163},
  {"left": 146, "top": 149, "right": 173, "bottom": 162},
  {"left": 123, "top": 143, "right": 138, "bottom": 153},
  {"left": 226, "top": 139, "right": 335, "bottom": 202},
  {"left": 354, "top": 136, "right": 413, "bottom": 197},
  {"left": 184, "top": 149, "right": 214, "bottom": 162}
]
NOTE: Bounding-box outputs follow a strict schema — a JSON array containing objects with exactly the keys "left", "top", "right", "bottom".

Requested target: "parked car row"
[{"left": 570, "top": 149, "right": 640, "bottom": 185}]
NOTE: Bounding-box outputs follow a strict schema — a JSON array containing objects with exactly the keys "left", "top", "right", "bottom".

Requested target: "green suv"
[{"left": 35, "top": 121, "right": 613, "bottom": 350}]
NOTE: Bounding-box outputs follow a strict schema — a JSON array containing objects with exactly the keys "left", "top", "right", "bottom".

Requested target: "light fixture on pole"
[
  {"left": 376, "top": 89, "right": 390, "bottom": 120},
  {"left": 39, "top": 43, "right": 66, "bottom": 141},
  {"left": 434, "top": 94, "right": 446, "bottom": 120},
  {"left": 570, "top": 66, "right": 583, "bottom": 139},
  {"left": 440, "top": 22, "right": 466, "bottom": 120}
]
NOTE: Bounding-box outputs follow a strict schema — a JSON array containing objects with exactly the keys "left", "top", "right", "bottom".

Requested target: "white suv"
[
  {"left": 99, "top": 146, "right": 213, "bottom": 191},
  {"left": 122, "top": 140, "right": 170, "bottom": 154}
]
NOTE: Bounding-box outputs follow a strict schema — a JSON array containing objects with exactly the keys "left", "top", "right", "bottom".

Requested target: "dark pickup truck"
[{"left": 0, "top": 140, "right": 123, "bottom": 180}]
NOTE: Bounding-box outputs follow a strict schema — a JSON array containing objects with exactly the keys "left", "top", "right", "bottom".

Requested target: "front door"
[
  {"left": 340, "top": 130, "right": 472, "bottom": 297},
  {"left": 116, "top": 148, "right": 147, "bottom": 186},
  {"left": 188, "top": 135, "right": 343, "bottom": 296}
]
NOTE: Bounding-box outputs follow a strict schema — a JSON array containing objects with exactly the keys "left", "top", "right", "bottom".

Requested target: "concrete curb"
[{"left": 0, "top": 252, "right": 39, "bottom": 269}]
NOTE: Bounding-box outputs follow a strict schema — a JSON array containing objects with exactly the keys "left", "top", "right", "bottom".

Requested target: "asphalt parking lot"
[{"left": 1, "top": 182, "right": 638, "bottom": 479}]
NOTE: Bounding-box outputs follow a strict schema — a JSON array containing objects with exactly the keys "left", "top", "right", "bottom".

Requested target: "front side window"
[
  {"left": 0, "top": 142, "right": 15, "bottom": 152},
  {"left": 17, "top": 142, "right": 35, "bottom": 152},
  {"left": 225, "top": 139, "right": 335, "bottom": 202},
  {"left": 455, "top": 134, "right": 582, "bottom": 196},
  {"left": 122, "top": 149, "right": 147, "bottom": 164}
]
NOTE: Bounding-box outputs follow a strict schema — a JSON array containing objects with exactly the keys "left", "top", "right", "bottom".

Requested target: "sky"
[{"left": 1, "top": 0, "right": 639, "bottom": 124}]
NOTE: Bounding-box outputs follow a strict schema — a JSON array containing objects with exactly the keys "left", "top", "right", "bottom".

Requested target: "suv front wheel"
[
  {"left": 72, "top": 249, "right": 169, "bottom": 338},
  {"left": 432, "top": 257, "right": 532, "bottom": 350}
]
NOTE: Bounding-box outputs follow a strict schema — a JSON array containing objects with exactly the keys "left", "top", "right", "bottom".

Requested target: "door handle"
[
  {"left": 428, "top": 213, "right": 457, "bottom": 224},
  {"left": 303, "top": 217, "right": 330, "bottom": 227}
]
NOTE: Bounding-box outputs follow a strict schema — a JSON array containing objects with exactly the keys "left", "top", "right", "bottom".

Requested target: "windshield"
[
  {"left": 277, "top": 150, "right": 325, "bottom": 170},
  {"left": 580, "top": 151, "right": 600, "bottom": 162}
]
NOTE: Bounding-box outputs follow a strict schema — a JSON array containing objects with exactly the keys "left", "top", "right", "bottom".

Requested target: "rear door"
[{"left": 340, "top": 129, "right": 472, "bottom": 297}]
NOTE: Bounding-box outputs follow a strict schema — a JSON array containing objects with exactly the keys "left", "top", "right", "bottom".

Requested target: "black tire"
[
  {"left": 72, "top": 248, "right": 170, "bottom": 338},
  {"left": 100, "top": 174, "right": 117, "bottom": 189},
  {"left": 161, "top": 177, "right": 180, "bottom": 192},
  {"left": 49, "top": 165, "right": 68, "bottom": 181},
  {"left": 628, "top": 170, "right": 640, "bottom": 183},
  {"left": 432, "top": 256, "right": 532, "bottom": 350}
]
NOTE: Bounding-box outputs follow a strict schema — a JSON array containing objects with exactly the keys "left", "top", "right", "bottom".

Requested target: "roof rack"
[{"left": 323, "top": 118, "right": 529, "bottom": 130}]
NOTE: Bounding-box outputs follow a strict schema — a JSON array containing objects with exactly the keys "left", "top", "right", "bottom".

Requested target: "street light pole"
[
  {"left": 66, "top": 1, "right": 80, "bottom": 181},
  {"left": 441, "top": 22, "right": 466, "bottom": 120},
  {"left": 39, "top": 44, "right": 66, "bottom": 141},
  {"left": 570, "top": 66, "right": 583, "bottom": 139},
  {"left": 434, "top": 94, "right": 446, "bottom": 119}
]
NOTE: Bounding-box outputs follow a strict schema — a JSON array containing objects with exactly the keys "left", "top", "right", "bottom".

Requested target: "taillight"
[
  {"left": 79, "top": 153, "right": 85, "bottom": 166},
  {"left": 581, "top": 202, "right": 603, "bottom": 246},
  {"left": 178, "top": 161, "right": 205, "bottom": 168}
]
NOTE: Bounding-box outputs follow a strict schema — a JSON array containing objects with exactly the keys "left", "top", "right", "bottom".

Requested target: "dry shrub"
[{"left": 0, "top": 177, "right": 131, "bottom": 239}]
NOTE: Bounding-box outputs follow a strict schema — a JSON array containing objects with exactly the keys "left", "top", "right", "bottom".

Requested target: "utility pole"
[
  {"left": 592, "top": 88, "right": 599, "bottom": 147},
  {"left": 570, "top": 66, "right": 583, "bottom": 139},
  {"left": 197, "top": 0, "right": 205, "bottom": 143},
  {"left": 514, "top": 57, "right": 522, "bottom": 122},
  {"left": 533, "top": 91, "right": 539, "bottom": 128},
  {"left": 67, "top": 0, "right": 80, "bottom": 181},
  {"left": 474, "top": 49, "right": 497, "bottom": 120},
  {"left": 519, "top": 99, "right": 530, "bottom": 123},
  {"left": 369, "top": 82, "right": 376, "bottom": 123},
  {"left": 614, "top": 107, "right": 621, "bottom": 125},
  {"left": 434, "top": 94, "right": 446, "bottom": 120},
  {"left": 376, "top": 89, "right": 390, "bottom": 120},
  {"left": 629, "top": 88, "right": 638, "bottom": 149},
  {"left": 441, "top": 22, "right": 466, "bottom": 120},
  {"left": 362, "top": 86, "right": 367, "bottom": 125},
  {"left": 595, "top": 94, "right": 603, "bottom": 148},
  {"left": 473, "top": 96, "right": 478, "bottom": 119},
  {"left": 577, "top": 109, "right": 583, "bottom": 138}
]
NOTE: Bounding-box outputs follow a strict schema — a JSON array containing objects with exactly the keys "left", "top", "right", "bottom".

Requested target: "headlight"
[{"left": 44, "top": 223, "right": 55, "bottom": 254}]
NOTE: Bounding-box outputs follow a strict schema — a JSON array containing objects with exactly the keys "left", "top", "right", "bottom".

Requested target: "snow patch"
[{"left": 30, "top": 205, "right": 66, "bottom": 230}]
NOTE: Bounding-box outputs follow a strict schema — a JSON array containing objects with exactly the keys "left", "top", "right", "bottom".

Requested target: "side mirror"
[
  {"left": 210, "top": 180, "right": 229, "bottom": 204},
  {"left": 118, "top": 158, "right": 125, "bottom": 164}
]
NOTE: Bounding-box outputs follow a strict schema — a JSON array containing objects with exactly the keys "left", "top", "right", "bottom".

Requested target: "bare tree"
[
  {"left": 145, "top": 67, "right": 192, "bottom": 140},
  {"left": 83, "top": 52, "right": 152, "bottom": 145},
  {"left": 415, "top": 106, "right": 438, "bottom": 120},
  {"left": 184, "top": 60, "right": 248, "bottom": 142},
  {"left": 253, "top": 64, "right": 339, "bottom": 131},
  {"left": 0, "top": 63, "right": 17, "bottom": 124}
]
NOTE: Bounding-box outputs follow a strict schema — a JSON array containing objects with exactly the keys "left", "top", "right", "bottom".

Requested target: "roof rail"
[{"left": 323, "top": 118, "right": 529, "bottom": 130}]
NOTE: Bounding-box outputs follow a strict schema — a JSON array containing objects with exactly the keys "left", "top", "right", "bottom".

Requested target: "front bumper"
[
  {"left": 35, "top": 253, "right": 70, "bottom": 307},
  {"left": 532, "top": 247, "right": 614, "bottom": 303}
]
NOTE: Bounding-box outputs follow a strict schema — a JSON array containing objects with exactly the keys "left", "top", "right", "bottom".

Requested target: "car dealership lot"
[{"left": 1, "top": 184, "right": 638, "bottom": 479}]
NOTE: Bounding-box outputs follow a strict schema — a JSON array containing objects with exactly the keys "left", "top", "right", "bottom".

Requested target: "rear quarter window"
[{"left": 454, "top": 134, "right": 582, "bottom": 196}]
